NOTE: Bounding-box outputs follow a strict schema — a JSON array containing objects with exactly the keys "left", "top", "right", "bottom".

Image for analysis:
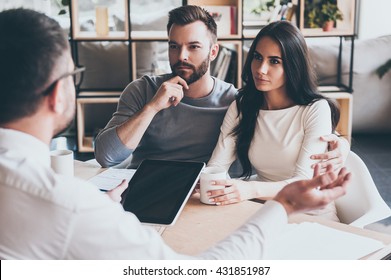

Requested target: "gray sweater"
[{"left": 94, "top": 74, "right": 238, "bottom": 170}]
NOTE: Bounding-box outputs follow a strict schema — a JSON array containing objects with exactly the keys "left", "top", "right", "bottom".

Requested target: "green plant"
[
  {"left": 307, "top": 1, "right": 343, "bottom": 28},
  {"left": 251, "top": 0, "right": 290, "bottom": 15},
  {"left": 251, "top": 0, "right": 275, "bottom": 15},
  {"left": 320, "top": 2, "right": 343, "bottom": 22}
]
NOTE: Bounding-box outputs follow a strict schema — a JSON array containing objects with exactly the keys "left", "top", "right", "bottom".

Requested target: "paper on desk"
[
  {"left": 88, "top": 168, "right": 136, "bottom": 191},
  {"left": 265, "top": 222, "right": 384, "bottom": 260}
]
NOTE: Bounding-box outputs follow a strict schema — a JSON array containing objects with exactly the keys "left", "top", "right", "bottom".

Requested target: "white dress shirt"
[{"left": 0, "top": 128, "right": 287, "bottom": 259}]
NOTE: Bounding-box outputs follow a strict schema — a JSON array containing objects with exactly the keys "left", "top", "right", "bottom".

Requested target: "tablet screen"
[{"left": 121, "top": 159, "right": 205, "bottom": 225}]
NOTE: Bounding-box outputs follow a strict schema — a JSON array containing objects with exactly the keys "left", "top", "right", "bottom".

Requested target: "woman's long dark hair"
[{"left": 232, "top": 21, "right": 340, "bottom": 179}]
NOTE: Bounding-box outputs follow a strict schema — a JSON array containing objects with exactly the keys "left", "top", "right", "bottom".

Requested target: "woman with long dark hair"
[{"left": 207, "top": 21, "right": 341, "bottom": 220}]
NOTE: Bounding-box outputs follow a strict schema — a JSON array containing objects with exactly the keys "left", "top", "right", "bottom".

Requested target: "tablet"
[{"left": 121, "top": 159, "right": 205, "bottom": 226}]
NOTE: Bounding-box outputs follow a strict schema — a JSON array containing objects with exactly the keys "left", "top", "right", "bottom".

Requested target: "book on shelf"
[
  {"left": 224, "top": 48, "right": 237, "bottom": 85},
  {"left": 203, "top": 5, "right": 237, "bottom": 36},
  {"left": 268, "top": 4, "right": 282, "bottom": 22},
  {"left": 217, "top": 49, "right": 231, "bottom": 80},
  {"left": 210, "top": 45, "right": 237, "bottom": 84},
  {"left": 230, "top": 5, "right": 237, "bottom": 35},
  {"left": 279, "top": 4, "right": 289, "bottom": 20},
  {"left": 211, "top": 47, "right": 231, "bottom": 79},
  {"left": 284, "top": 2, "right": 297, "bottom": 21},
  {"left": 210, "top": 47, "right": 225, "bottom": 77}
]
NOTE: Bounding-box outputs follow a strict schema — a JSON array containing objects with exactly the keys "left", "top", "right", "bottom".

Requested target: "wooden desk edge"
[{"left": 74, "top": 161, "right": 391, "bottom": 259}]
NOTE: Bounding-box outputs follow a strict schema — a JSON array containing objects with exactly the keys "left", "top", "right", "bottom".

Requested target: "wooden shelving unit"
[
  {"left": 297, "top": 0, "right": 357, "bottom": 143},
  {"left": 76, "top": 92, "right": 121, "bottom": 152},
  {"left": 299, "top": 0, "right": 356, "bottom": 37},
  {"left": 322, "top": 91, "right": 353, "bottom": 143},
  {"left": 69, "top": 0, "right": 355, "bottom": 152},
  {"left": 70, "top": 0, "right": 244, "bottom": 152},
  {"left": 70, "top": 0, "right": 129, "bottom": 40}
]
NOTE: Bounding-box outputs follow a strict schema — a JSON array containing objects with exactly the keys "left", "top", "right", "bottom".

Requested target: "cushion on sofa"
[{"left": 78, "top": 41, "right": 130, "bottom": 90}]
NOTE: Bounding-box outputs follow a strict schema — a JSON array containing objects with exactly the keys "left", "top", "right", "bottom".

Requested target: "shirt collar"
[{"left": 0, "top": 128, "right": 51, "bottom": 168}]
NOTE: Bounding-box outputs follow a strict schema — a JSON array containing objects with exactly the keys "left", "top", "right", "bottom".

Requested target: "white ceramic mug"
[
  {"left": 200, "top": 166, "right": 227, "bottom": 204},
  {"left": 50, "top": 149, "right": 74, "bottom": 177}
]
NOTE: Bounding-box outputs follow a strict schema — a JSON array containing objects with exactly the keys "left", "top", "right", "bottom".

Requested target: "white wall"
[
  {"left": 0, "top": 0, "right": 52, "bottom": 14},
  {"left": 358, "top": 0, "right": 391, "bottom": 39}
]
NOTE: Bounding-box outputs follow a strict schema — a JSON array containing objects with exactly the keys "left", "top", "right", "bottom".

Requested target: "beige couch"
[{"left": 309, "top": 35, "right": 391, "bottom": 133}]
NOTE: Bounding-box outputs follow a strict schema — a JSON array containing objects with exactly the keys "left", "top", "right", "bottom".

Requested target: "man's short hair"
[
  {"left": 167, "top": 5, "right": 217, "bottom": 44},
  {"left": 0, "top": 8, "right": 69, "bottom": 124}
]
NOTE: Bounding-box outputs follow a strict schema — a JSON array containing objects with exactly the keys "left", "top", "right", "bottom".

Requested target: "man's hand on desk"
[
  {"left": 274, "top": 164, "right": 351, "bottom": 215},
  {"left": 107, "top": 179, "right": 128, "bottom": 202}
]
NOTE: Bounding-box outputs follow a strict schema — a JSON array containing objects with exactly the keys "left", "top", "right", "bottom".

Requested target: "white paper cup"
[
  {"left": 50, "top": 149, "right": 74, "bottom": 177},
  {"left": 200, "top": 166, "right": 227, "bottom": 204}
]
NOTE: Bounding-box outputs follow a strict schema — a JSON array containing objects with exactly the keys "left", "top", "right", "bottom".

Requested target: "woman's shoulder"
[
  {"left": 308, "top": 98, "right": 331, "bottom": 113},
  {"left": 302, "top": 99, "right": 332, "bottom": 125},
  {"left": 227, "top": 99, "right": 239, "bottom": 114}
]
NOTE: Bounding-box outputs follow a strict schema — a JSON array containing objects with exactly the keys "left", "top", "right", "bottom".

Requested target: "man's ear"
[
  {"left": 47, "top": 80, "right": 65, "bottom": 114},
  {"left": 209, "top": 43, "right": 219, "bottom": 61}
]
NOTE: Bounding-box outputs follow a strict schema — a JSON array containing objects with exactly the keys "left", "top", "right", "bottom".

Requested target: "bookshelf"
[
  {"left": 70, "top": 0, "right": 129, "bottom": 40},
  {"left": 69, "top": 0, "right": 355, "bottom": 152},
  {"left": 298, "top": 0, "right": 356, "bottom": 142},
  {"left": 69, "top": 0, "right": 244, "bottom": 152},
  {"left": 188, "top": 0, "right": 242, "bottom": 39},
  {"left": 299, "top": 0, "right": 356, "bottom": 37},
  {"left": 76, "top": 92, "right": 121, "bottom": 152}
]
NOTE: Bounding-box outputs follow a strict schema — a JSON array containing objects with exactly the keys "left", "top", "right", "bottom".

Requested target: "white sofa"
[{"left": 309, "top": 35, "right": 391, "bottom": 133}]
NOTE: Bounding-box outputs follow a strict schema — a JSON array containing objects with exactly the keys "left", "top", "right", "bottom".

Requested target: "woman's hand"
[{"left": 206, "top": 179, "right": 256, "bottom": 205}]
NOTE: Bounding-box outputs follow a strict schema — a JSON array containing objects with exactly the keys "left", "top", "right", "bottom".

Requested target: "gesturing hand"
[{"left": 274, "top": 164, "right": 351, "bottom": 215}]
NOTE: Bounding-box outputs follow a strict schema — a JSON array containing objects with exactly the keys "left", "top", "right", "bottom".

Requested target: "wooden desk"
[
  {"left": 75, "top": 161, "right": 391, "bottom": 259},
  {"left": 162, "top": 195, "right": 391, "bottom": 259},
  {"left": 162, "top": 195, "right": 262, "bottom": 254}
]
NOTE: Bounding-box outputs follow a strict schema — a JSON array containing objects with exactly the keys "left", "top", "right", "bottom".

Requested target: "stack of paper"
[
  {"left": 88, "top": 168, "right": 136, "bottom": 191},
  {"left": 265, "top": 222, "right": 384, "bottom": 260}
]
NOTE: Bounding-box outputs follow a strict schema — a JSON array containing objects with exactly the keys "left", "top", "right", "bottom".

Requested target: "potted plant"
[{"left": 307, "top": 1, "right": 343, "bottom": 31}]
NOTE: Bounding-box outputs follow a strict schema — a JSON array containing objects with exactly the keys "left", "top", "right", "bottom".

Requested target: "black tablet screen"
[{"left": 121, "top": 159, "right": 204, "bottom": 225}]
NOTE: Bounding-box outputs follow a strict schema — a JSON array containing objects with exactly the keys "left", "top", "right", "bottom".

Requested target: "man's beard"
[{"left": 171, "top": 56, "right": 210, "bottom": 85}]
